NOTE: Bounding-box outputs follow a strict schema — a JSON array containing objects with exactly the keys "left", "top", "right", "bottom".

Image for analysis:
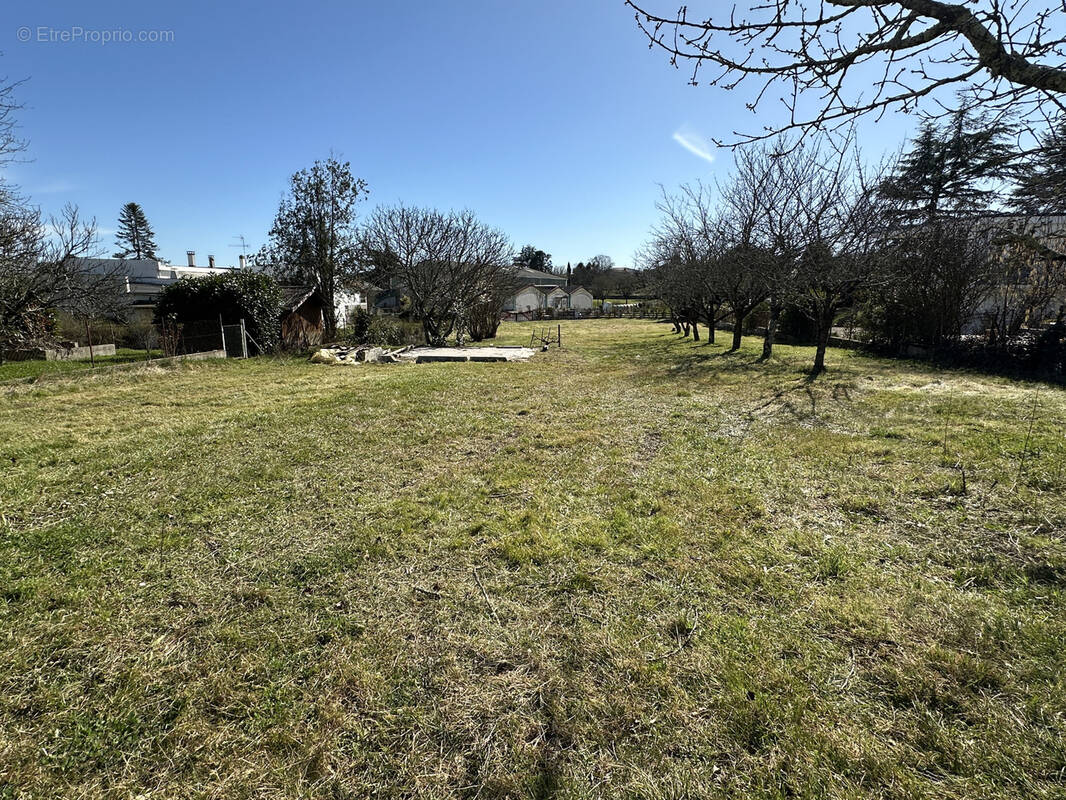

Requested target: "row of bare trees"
[
  {"left": 642, "top": 127, "right": 1066, "bottom": 375},
  {"left": 642, "top": 140, "right": 889, "bottom": 373}
]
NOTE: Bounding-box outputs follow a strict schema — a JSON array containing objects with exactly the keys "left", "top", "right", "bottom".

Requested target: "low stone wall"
[
  {"left": 174, "top": 349, "right": 227, "bottom": 362},
  {"left": 45, "top": 343, "right": 117, "bottom": 361},
  {"left": 827, "top": 336, "right": 865, "bottom": 351}
]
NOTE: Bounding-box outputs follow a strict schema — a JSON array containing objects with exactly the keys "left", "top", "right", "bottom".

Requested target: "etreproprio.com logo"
[{"left": 17, "top": 26, "right": 175, "bottom": 44}]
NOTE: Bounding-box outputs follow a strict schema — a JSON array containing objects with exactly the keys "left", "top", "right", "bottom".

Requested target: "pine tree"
[
  {"left": 870, "top": 112, "right": 1013, "bottom": 349},
  {"left": 879, "top": 112, "right": 1015, "bottom": 222},
  {"left": 1011, "top": 120, "right": 1066, "bottom": 215},
  {"left": 113, "top": 202, "right": 159, "bottom": 260}
]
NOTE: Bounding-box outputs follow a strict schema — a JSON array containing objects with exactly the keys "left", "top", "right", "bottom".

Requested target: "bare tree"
[
  {"left": 983, "top": 217, "right": 1066, "bottom": 341},
  {"left": 789, "top": 148, "right": 890, "bottom": 374},
  {"left": 641, "top": 186, "right": 724, "bottom": 340},
  {"left": 739, "top": 141, "right": 837, "bottom": 360},
  {"left": 0, "top": 78, "right": 25, "bottom": 187},
  {"left": 0, "top": 77, "right": 126, "bottom": 361},
  {"left": 716, "top": 162, "right": 782, "bottom": 350},
  {"left": 359, "top": 205, "right": 514, "bottom": 346},
  {"left": 0, "top": 204, "right": 126, "bottom": 361},
  {"left": 627, "top": 1, "right": 1066, "bottom": 144}
]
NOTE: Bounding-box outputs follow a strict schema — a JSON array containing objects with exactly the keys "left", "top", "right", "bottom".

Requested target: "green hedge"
[{"left": 155, "top": 271, "right": 282, "bottom": 353}]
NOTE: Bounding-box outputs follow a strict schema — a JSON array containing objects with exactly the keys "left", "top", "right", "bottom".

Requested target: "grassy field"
[
  {"left": 0, "top": 348, "right": 162, "bottom": 382},
  {"left": 1, "top": 319, "right": 1064, "bottom": 799}
]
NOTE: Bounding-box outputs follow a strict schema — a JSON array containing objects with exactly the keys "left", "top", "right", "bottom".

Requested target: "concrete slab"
[
  {"left": 416, "top": 354, "right": 469, "bottom": 363},
  {"left": 401, "top": 346, "right": 536, "bottom": 363}
]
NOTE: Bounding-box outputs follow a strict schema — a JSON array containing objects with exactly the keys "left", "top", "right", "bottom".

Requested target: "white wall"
[
  {"left": 544, "top": 288, "right": 568, "bottom": 309},
  {"left": 570, "top": 290, "right": 594, "bottom": 310},
  {"left": 511, "top": 286, "right": 544, "bottom": 312},
  {"left": 335, "top": 290, "right": 366, "bottom": 326}
]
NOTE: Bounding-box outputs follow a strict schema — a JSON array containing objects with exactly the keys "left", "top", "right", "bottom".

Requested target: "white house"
[
  {"left": 334, "top": 289, "right": 367, "bottom": 326},
  {"left": 507, "top": 285, "right": 547, "bottom": 314},
  {"left": 82, "top": 251, "right": 364, "bottom": 325},
  {"left": 567, "top": 286, "right": 594, "bottom": 310},
  {"left": 542, "top": 286, "right": 569, "bottom": 309},
  {"left": 79, "top": 251, "right": 239, "bottom": 322},
  {"left": 502, "top": 267, "right": 595, "bottom": 317}
]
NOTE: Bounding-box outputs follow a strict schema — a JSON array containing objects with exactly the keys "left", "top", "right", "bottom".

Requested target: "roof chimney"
[
  {"left": 239, "top": 254, "right": 247, "bottom": 269},
  {"left": 187, "top": 251, "right": 196, "bottom": 267},
  {"left": 208, "top": 254, "right": 216, "bottom": 268}
]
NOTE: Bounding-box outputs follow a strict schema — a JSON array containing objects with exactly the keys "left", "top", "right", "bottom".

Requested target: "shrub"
[
  {"left": 776, "top": 303, "right": 819, "bottom": 344},
  {"left": 345, "top": 311, "right": 423, "bottom": 347},
  {"left": 155, "top": 270, "right": 282, "bottom": 353},
  {"left": 347, "top": 307, "right": 372, "bottom": 344},
  {"left": 1029, "top": 312, "right": 1066, "bottom": 376}
]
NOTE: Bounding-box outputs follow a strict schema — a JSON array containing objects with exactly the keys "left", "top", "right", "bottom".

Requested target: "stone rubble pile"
[
  {"left": 309, "top": 344, "right": 538, "bottom": 366},
  {"left": 309, "top": 345, "right": 411, "bottom": 366}
]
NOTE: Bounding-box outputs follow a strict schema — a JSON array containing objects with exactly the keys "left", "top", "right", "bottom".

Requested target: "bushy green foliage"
[
  {"left": 344, "top": 308, "right": 422, "bottom": 346},
  {"left": 155, "top": 270, "right": 282, "bottom": 353},
  {"left": 347, "top": 307, "right": 372, "bottom": 343}
]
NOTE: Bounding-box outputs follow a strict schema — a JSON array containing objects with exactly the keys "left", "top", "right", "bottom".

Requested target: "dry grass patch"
[{"left": 1, "top": 320, "right": 1064, "bottom": 798}]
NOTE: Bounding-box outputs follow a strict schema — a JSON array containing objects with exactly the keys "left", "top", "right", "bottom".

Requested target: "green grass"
[
  {"left": 1, "top": 320, "right": 1064, "bottom": 798},
  {"left": 0, "top": 348, "right": 162, "bottom": 381}
]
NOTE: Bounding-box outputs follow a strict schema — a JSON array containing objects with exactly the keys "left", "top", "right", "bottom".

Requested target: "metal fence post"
[{"left": 84, "top": 320, "right": 95, "bottom": 366}]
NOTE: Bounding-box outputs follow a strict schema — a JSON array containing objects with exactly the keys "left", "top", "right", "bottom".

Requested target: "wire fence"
[
  {"left": 0, "top": 318, "right": 251, "bottom": 384},
  {"left": 503, "top": 305, "right": 666, "bottom": 322}
]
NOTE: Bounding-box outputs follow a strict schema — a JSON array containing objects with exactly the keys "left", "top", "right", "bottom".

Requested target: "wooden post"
[
  {"left": 239, "top": 318, "right": 249, "bottom": 358},
  {"left": 85, "top": 320, "right": 95, "bottom": 366},
  {"left": 557, "top": 324, "right": 561, "bottom": 349},
  {"left": 219, "top": 314, "right": 227, "bottom": 357}
]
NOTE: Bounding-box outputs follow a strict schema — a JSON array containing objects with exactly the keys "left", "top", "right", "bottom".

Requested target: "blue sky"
[{"left": 4, "top": 0, "right": 919, "bottom": 268}]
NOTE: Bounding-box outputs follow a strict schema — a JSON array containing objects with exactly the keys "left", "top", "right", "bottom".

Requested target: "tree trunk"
[
  {"left": 321, "top": 283, "right": 337, "bottom": 341},
  {"left": 691, "top": 317, "right": 700, "bottom": 341},
  {"left": 761, "top": 298, "right": 782, "bottom": 360},
  {"left": 681, "top": 320, "right": 690, "bottom": 337},
  {"left": 423, "top": 319, "right": 446, "bottom": 346},
  {"left": 812, "top": 314, "right": 832, "bottom": 374},
  {"left": 730, "top": 312, "right": 744, "bottom": 351}
]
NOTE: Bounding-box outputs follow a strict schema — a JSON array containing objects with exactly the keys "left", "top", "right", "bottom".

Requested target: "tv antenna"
[{"left": 229, "top": 234, "right": 250, "bottom": 255}]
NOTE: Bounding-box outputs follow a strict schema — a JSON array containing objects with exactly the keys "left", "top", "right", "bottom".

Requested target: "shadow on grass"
[{"left": 603, "top": 328, "right": 903, "bottom": 426}]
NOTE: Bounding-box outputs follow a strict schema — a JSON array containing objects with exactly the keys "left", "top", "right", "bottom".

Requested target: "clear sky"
[{"left": 3, "top": 0, "right": 918, "bottom": 268}]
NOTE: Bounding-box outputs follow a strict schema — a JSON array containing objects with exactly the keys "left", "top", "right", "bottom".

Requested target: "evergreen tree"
[
  {"left": 513, "top": 244, "right": 553, "bottom": 273},
  {"left": 113, "top": 202, "right": 160, "bottom": 260},
  {"left": 868, "top": 112, "right": 1012, "bottom": 350},
  {"left": 879, "top": 112, "right": 1015, "bottom": 222},
  {"left": 1011, "top": 119, "right": 1066, "bottom": 215}
]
